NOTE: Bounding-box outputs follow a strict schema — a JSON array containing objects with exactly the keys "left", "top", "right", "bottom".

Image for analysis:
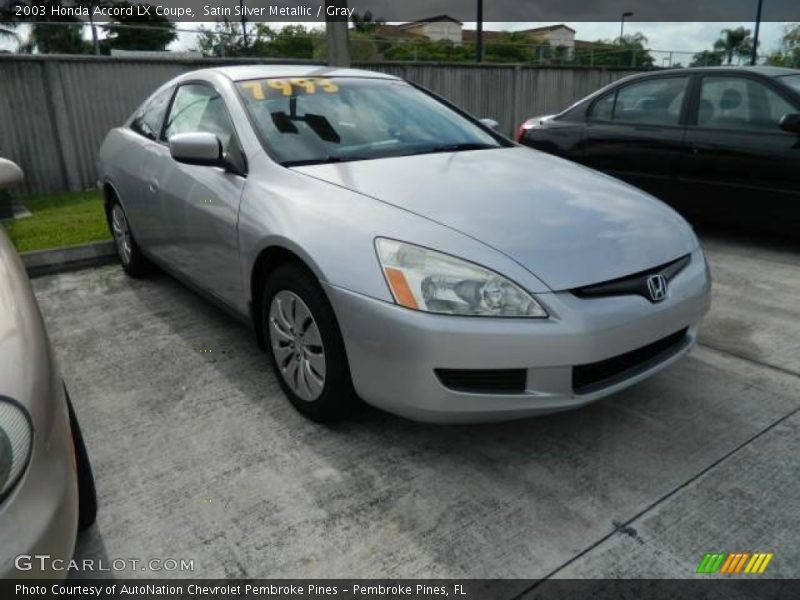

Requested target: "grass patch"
[{"left": 1, "top": 190, "right": 110, "bottom": 253}]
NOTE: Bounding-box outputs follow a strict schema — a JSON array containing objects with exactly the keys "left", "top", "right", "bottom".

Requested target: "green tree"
[
  {"left": 100, "top": 2, "right": 176, "bottom": 53},
  {"left": 3, "top": 1, "right": 91, "bottom": 54},
  {"left": 350, "top": 10, "right": 384, "bottom": 35},
  {"left": 74, "top": 0, "right": 106, "bottom": 54},
  {"left": 198, "top": 18, "right": 250, "bottom": 57},
  {"left": 713, "top": 27, "right": 754, "bottom": 65},
  {"left": 484, "top": 32, "right": 536, "bottom": 63},
  {"left": 573, "top": 33, "right": 653, "bottom": 67},
  {"left": 252, "top": 24, "right": 317, "bottom": 59},
  {"left": 764, "top": 23, "right": 800, "bottom": 67},
  {"left": 200, "top": 22, "right": 321, "bottom": 59},
  {"left": 690, "top": 49, "right": 724, "bottom": 67},
  {"left": 383, "top": 39, "right": 473, "bottom": 62},
  {"left": 31, "top": 20, "right": 88, "bottom": 54},
  {"left": 346, "top": 30, "right": 386, "bottom": 61}
]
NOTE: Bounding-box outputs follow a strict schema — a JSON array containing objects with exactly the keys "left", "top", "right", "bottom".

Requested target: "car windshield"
[
  {"left": 236, "top": 77, "right": 505, "bottom": 166},
  {"left": 778, "top": 74, "right": 800, "bottom": 93}
]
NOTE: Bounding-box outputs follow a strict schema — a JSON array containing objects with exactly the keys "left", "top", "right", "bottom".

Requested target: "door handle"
[{"left": 148, "top": 180, "right": 159, "bottom": 194}]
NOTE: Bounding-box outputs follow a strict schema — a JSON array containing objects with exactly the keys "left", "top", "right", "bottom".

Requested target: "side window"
[
  {"left": 698, "top": 76, "right": 797, "bottom": 131},
  {"left": 130, "top": 87, "right": 172, "bottom": 140},
  {"left": 590, "top": 92, "right": 615, "bottom": 121},
  {"left": 612, "top": 77, "right": 689, "bottom": 126},
  {"left": 162, "top": 84, "right": 238, "bottom": 155}
]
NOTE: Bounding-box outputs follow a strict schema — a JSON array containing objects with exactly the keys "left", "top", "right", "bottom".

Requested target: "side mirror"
[
  {"left": 479, "top": 118, "right": 500, "bottom": 131},
  {"left": 169, "top": 132, "right": 225, "bottom": 167},
  {"left": 779, "top": 113, "right": 800, "bottom": 134},
  {"left": 0, "top": 158, "right": 24, "bottom": 190}
]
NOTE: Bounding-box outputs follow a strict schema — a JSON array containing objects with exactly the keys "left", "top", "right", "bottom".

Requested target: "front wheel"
[
  {"left": 109, "top": 199, "right": 150, "bottom": 277},
  {"left": 262, "top": 264, "right": 357, "bottom": 422}
]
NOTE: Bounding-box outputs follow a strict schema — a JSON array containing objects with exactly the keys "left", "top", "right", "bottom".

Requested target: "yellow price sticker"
[
  {"left": 242, "top": 78, "right": 340, "bottom": 99},
  {"left": 240, "top": 81, "right": 264, "bottom": 100}
]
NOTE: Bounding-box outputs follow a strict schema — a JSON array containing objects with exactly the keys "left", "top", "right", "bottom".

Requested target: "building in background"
[
  {"left": 377, "top": 17, "right": 577, "bottom": 59},
  {"left": 387, "top": 15, "right": 464, "bottom": 43},
  {"left": 462, "top": 24, "right": 576, "bottom": 58},
  {"left": 519, "top": 24, "right": 576, "bottom": 58}
]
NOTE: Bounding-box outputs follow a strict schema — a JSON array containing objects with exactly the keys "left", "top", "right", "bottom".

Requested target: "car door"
[
  {"left": 156, "top": 82, "right": 248, "bottom": 308},
  {"left": 115, "top": 86, "right": 173, "bottom": 248},
  {"left": 679, "top": 73, "right": 800, "bottom": 225},
  {"left": 581, "top": 74, "right": 691, "bottom": 202}
]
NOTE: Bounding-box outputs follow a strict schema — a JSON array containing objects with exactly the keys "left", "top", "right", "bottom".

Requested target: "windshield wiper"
[
  {"left": 413, "top": 142, "right": 499, "bottom": 156},
  {"left": 282, "top": 143, "right": 499, "bottom": 167},
  {"left": 281, "top": 156, "right": 368, "bottom": 167}
]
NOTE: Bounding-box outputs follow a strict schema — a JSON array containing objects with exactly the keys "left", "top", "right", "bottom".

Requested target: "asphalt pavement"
[{"left": 31, "top": 230, "right": 800, "bottom": 585}]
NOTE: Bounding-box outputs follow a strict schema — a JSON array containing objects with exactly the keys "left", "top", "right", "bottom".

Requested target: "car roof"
[
  {"left": 689, "top": 65, "right": 800, "bottom": 77},
  {"left": 618, "top": 65, "right": 799, "bottom": 83},
  {"left": 554, "top": 64, "right": 800, "bottom": 119},
  {"left": 179, "top": 64, "right": 401, "bottom": 83}
]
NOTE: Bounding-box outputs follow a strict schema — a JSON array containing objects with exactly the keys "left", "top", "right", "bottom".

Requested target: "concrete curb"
[{"left": 22, "top": 240, "right": 117, "bottom": 278}]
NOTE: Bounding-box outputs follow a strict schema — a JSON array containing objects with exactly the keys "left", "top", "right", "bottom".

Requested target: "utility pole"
[
  {"left": 325, "top": 0, "right": 351, "bottom": 67},
  {"left": 751, "top": 0, "right": 764, "bottom": 65},
  {"left": 239, "top": 0, "right": 249, "bottom": 50},
  {"left": 620, "top": 11, "right": 633, "bottom": 42},
  {"left": 476, "top": 0, "right": 484, "bottom": 63}
]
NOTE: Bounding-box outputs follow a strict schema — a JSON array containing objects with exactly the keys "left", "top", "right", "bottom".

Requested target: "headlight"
[
  {"left": 0, "top": 397, "right": 33, "bottom": 502},
  {"left": 375, "top": 239, "right": 547, "bottom": 318}
]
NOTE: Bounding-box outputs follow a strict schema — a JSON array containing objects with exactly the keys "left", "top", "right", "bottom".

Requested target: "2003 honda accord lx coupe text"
[{"left": 97, "top": 66, "right": 711, "bottom": 423}]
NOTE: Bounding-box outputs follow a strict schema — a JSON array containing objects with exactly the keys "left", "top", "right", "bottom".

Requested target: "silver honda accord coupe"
[{"left": 98, "top": 66, "right": 711, "bottom": 423}]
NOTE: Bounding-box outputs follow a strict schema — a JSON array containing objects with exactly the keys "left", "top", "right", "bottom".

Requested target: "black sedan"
[{"left": 517, "top": 67, "right": 800, "bottom": 231}]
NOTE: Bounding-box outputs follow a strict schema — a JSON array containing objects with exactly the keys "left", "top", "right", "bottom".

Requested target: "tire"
[
  {"left": 65, "top": 389, "right": 97, "bottom": 531},
  {"left": 108, "top": 198, "right": 151, "bottom": 277},
  {"left": 262, "top": 264, "right": 357, "bottom": 422}
]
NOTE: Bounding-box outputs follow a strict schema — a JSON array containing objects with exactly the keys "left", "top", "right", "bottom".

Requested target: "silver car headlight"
[
  {"left": 375, "top": 239, "right": 547, "bottom": 318},
  {"left": 0, "top": 398, "right": 33, "bottom": 502}
]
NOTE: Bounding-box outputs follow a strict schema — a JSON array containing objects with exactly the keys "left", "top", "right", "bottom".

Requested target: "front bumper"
[
  {"left": 326, "top": 248, "right": 711, "bottom": 423},
  {"left": 0, "top": 385, "right": 78, "bottom": 579}
]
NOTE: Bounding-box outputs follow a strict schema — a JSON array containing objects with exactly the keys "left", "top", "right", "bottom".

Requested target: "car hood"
[{"left": 292, "top": 147, "right": 698, "bottom": 291}]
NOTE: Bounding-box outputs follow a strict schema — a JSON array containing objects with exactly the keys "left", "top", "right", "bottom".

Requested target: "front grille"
[
  {"left": 572, "top": 328, "right": 689, "bottom": 394},
  {"left": 435, "top": 368, "right": 527, "bottom": 394},
  {"left": 572, "top": 255, "right": 690, "bottom": 302}
]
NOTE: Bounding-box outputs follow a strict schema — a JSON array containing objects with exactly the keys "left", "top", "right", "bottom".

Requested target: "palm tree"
[{"left": 713, "top": 27, "right": 754, "bottom": 65}]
